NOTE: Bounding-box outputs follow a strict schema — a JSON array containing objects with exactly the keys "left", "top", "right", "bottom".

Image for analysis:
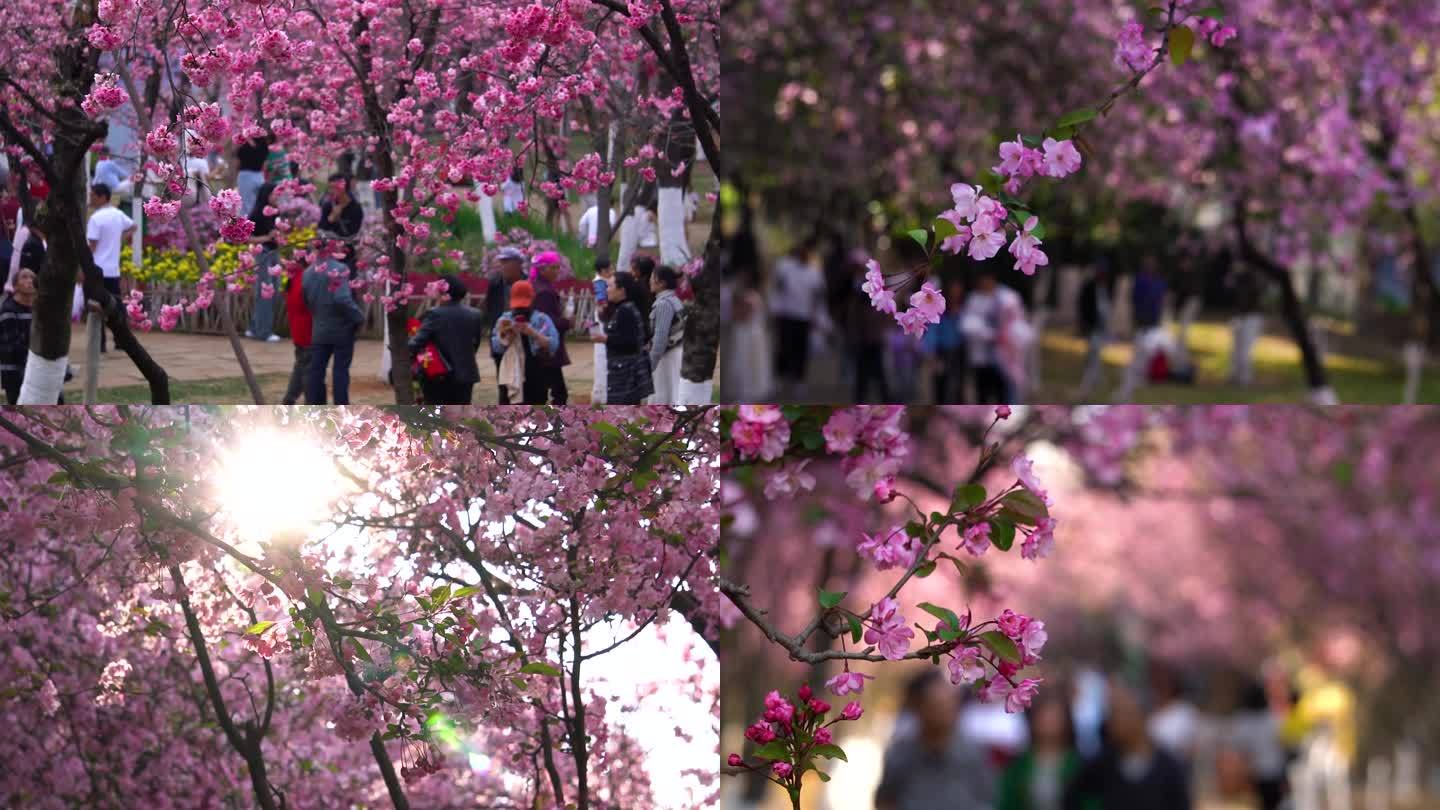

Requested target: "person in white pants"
[
  {"left": 647, "top": 266, "right": 686, "bottom": 403},
  {"left": 1226, "top": 267, "right": 1265, "bottom": 386}
]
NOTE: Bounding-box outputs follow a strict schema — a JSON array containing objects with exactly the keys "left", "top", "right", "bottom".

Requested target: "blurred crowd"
[{"left": 857, "top": 656, "right": 1384, "bottom": 810}]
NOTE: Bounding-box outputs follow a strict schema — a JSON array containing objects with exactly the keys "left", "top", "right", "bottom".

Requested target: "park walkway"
[{"left": 61, "top": 324, "right": 597, "bottom": 404}]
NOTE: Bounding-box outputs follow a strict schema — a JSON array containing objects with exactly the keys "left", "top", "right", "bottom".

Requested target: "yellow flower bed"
[{"left": 121, "top": 227, "right": 317, "bottom": 285}]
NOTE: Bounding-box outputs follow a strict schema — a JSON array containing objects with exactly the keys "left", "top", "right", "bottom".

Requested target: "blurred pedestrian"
[
  {"left": 591, "top": 257, "right": 614, "bottom": 404},
  {"left": 486, "top": 247, "right": 526, "bottom": 399},
  {"left": 280, "top": 260, "right": 312, "bottom": 405},
  {"left": 963, "top": 268, "right": 1026, "bottom": 403},
  {"left": 408, "top": 276, "right": 485, "bottom": 404},
  {"left": 1148, "top": 662, "right": 1200, "bottom": 763},
  {"left": 648, "top": 265, "right": 686, "bottom": 403},
  {"left": 1196, "top": 749, "right": 1263, "bottom": 810},
  {"left": 924, "top": 277, "right": 968, "bottom": 403},
  {"left": 769, "top": 239, "right": 824, "bottom": 400},
  {"left": 593, "top": 272, "right": 653, "bottom": 404},
  {"left": 244, "top": 182, "right": 283, "bottom": 342},
  {"left": 0, "top": 267, "right": 36, "bottom": 404},
  {"left": 491, "top": 280, "right": 561, "bottom": 405},
  {"left": 1077, "top": 264, "right": 1113, "bottom": 398},
  {"left": 1227, "top": 265, "right": 1264, "bottom": 386},
  {"left": 302, "top": 253, "right": 366, "bottom": 404},
  {"left": 876, "top": 669, "right": 997, "bottom": 810},
  {"left": 529, "top": 250, "right": 571, "bottom": 404},
  {"left": 998, "top": 694, "right": 1095, "bottom": 810},
  {"left": 1066, "top": 683, "right": 1191, "bottom": 810},
  {"left": 86, "top": 183, "right": 134, "bottom": 353},
  {"left": 1116, "top": 258, "right": 1169, "bottom": 399}
]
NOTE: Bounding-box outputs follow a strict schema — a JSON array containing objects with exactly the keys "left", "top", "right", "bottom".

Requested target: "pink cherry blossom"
[
  {"left": 1040, "top": 137, "right": 1082, "bottom": 178},
  {"left": 947, "top": 647, "right": 986, "bottom": 685},
  {"left": 825, "top": 670, "right": 875, "bottom": 696},
  {"left": 864, "top": 597, "right": 914, "bottom": 660}
]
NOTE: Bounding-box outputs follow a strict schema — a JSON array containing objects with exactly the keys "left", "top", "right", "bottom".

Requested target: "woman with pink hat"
[{"left": 527, "top": 250, "right": 571, "bottom": 404}]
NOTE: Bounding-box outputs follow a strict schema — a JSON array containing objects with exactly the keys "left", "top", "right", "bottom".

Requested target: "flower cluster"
[
  {"left": 728, "top": 684, "right": 862, "bottom": 795},
  {"left": 81, "top": 72, "right": 129, "bottom": 118}
]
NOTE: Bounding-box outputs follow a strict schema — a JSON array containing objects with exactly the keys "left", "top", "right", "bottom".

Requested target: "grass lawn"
[{"left": 1033, "top": 320, "right": 1440, "bottom": 403}]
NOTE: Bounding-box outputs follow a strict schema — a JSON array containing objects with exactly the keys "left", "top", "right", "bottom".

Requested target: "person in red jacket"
[{"left": 281, "top": 260, "right": 313, "bottom": 404}]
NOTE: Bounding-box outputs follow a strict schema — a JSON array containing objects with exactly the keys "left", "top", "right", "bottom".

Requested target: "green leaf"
[
  {"left": 936, "top": 551, "right": 967, "bottom": 576},
  {"left": 904, "top": 521, "right": 927, "bottom": 539},
  {"left": 907, "top": 228, "right": 929, "bottom": 250},
  {"left": 429, "top": 584, "right": 452, "bottom": 607},
  {"left": 246, "top": 621, "right": 277, "bottom": 636},
  {"left": 818, "top": 589, "right": 847, "bottom": 610},
  {"left": 1001, "top": 490, "right": 1049, "bottom": 524},
  {"left": 989, "top": 519, "right": 1016, "bottom": 552},
  {"left": 519, "top": 661, "right": 563, "bottom": 677},
  {"left": 916, "top": 602, "right": 961, "bottom": 631},
  {"left": 816, "top": 770, "right": 832, "bottom": 782},
  {"left": 981, "top": 630, "right": 1022, "bottom": 664},
  {"left": 913, "top": 559, "right": 937, "bottom": 578},
  {"left": 933, "top": 216, "right": 958, "bottom": 241},
  {"left": 352, "top": 641, "right": 373, "bottom": 664},
  {"left": 1054, "top": 107, "right": 1098, "bottom": 130},
  {"left": 751, "top": 741, "right": 790, "bottom": 761},
  {"left": 950, "top": 483, "right": 986, "bottom": 513},
  {"left": 812, "top": 743, "right": 848, "bottom": 762},
  {"left": 450, "top": 585, "right": 481, "bottom": 600},
  {"left": 847, "top": 614, "right": 864, "bottom": 644},
  {"left": 1169, "top": 25, "right": 1195, "bottom": 66},
  {"left": 591, "top": 421, "right": 623, "bottom": 439},
  {"left": 1195, "top": 6, "right": 1225, "bottom": 20}
]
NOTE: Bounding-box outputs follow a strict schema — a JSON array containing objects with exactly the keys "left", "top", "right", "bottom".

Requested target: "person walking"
[
  {"left": 280, "top": 260, "right": 313, "bottom": 405},
  {"left": 485, "top": 247, "right": 526, "bottom": 402},
  {"left": 501, "top": 168, "right": 524, "bottom": 214},
  {"left": 998, "top": 695, "right": 1094, "bottom": 810},
  {"left": 491, "top": 280, "right": 561, "bottom": 405},
  {"left": 318, "top": 173, "right": 364, "bottom": 276},
  {"left": 962, "top": 268, "right": 1024, "bottom": 403},
  {"left": 590, "top": 258, "right": 615, "bottom": 404},
  {"left": 647, "top": 265, "right": 685, "bottom": 403},
  {"left": 408, "top": 276, "right": 485, "bottom": 404},
  {"left": 1227, "top": 265, "right": 1264, "bottom": 386},
  {"left": 0, "top": 267, "right": 36, "bottom": 404},
  {"left": 302, "top": 254, "right": 365, "bottom": 404},
  {"left": 529, "top": 251, "right": 571, "bottom": 404},
  {"left": 875, "top": 670, "right": 997, "bottom": 810},
  {"left": 1066, "top": 684, "right": 1192, "bottom": 810},
  {"left": 91, "top": 145, "right": 132, "bottom": 202},
  {"left": 593, "top": 272, "right": 653, "bottom": 404},
  {"left": 85, "top": 183, "right": 134, "bottom": 353},
  {"left": 769, "top": 239, "right": 825, "bottom": 399},
  {"left": 245, "top": 183, "right": 283, "bottom": 342},
  {"left": 235, "top": 132, "right": 271, "bottom": 216},
  {"left": 1117, "top": 259, "right": 1168, "bottom": 400},
  {"left": 1077, "top": 264, "right": 1113, "bottom": 398},
  {"left": 924, "top": 278, "right": 968, "bottom": 403}
]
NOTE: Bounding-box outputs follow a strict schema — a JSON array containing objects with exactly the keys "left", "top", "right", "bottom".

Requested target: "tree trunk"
[
  {"left": 178, "top": 208, "right": 264, "bottom": 403},
  {"left": 1232, "top": 202, "right": 1332, "bottom": 398},
  {"left": 680, "top": 202, "right": 720, "bottom": 395}
]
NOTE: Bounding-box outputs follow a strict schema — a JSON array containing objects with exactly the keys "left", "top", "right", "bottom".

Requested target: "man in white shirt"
[
  {"left": 86, "top": 183, "right": 135, "bottom": 353},
  {"left": 577, "top": 203, "right": 616, "bottom": 247},
  {"left": 768, "top": 240, "right": 825, "bottom": 399}
]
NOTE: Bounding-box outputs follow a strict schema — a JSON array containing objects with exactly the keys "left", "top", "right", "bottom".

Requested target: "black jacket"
[
  {"left": 1065, "top": 747, "right": 1190, "bottom": 810},
  {"left": 409, "top": 301, "right": 485, "bottom": 384}
]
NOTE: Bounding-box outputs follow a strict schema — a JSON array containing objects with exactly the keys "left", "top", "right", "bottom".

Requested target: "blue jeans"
[
  {"left": 237, "top": 170, "right": 265, "bottom": 218},
  {"left": 249, "top": 248, "right": 278, "bottom": 339},
  {"left": 306, "top": 340, "right": 355, "bottom": 404}
]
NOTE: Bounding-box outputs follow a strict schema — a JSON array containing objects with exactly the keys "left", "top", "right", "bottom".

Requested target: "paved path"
[{"left": 62, "top": 324, "right": 596, "bottom": 404}]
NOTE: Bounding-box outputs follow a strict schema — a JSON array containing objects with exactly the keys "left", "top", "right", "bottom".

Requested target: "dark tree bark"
[{"left": 1233, "top": 201, "right": 1330, "bottom": 394}]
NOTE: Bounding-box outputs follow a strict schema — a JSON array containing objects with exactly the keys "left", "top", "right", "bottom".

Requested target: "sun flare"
[{"left": 210, "top": 426, "right": 345, "bottom": 545}]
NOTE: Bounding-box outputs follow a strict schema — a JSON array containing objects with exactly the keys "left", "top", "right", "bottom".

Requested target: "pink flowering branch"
[{"left": 865, "top": 1, "right": 1236, "bottom": 338}]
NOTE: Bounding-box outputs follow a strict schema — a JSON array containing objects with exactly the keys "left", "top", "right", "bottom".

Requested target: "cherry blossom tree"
[
  {"left": 2, "top": 0, "right": 720, "bottom": 403},
  {"left": 722, "top": 404, "right": 1440, "bottom": 807},
  {"left": 0, "top": 405, "right": 719, "bottom": 808}
]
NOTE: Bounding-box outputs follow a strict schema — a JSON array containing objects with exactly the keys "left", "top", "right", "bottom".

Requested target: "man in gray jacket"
[{"left": 303, "top": 257, "right": 366, "bottom": 404}]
